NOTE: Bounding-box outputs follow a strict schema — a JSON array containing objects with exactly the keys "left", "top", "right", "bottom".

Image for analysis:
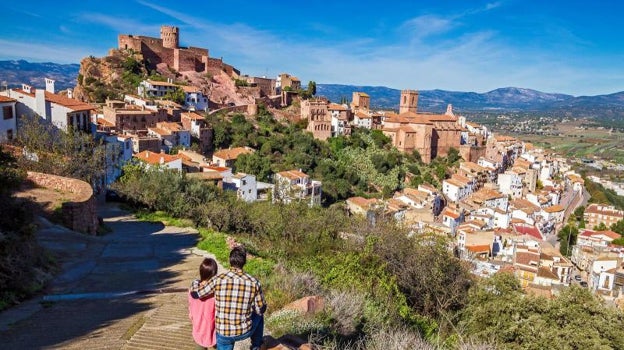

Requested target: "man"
[{"left": 190, "top": 246, "right": 266, "bottom": 350}]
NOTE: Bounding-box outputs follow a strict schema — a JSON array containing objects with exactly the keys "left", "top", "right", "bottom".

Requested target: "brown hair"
[
  {"left": 229, "top": 246, "right": 247, "bottom": 269},
  {"left": 199, "top": 258, "right": 218, "bottom": 281}
]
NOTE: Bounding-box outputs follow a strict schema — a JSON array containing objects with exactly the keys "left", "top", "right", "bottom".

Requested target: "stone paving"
[{"left": 0, "top": 202, "right": 257, "bottom": 349}]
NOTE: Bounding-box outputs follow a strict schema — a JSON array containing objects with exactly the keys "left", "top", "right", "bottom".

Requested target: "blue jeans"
[{"left": 216, "top": 313, "right": 264, "bottom": 350}]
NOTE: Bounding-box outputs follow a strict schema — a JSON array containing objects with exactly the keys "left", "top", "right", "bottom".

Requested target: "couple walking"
[{"left": 188, "top": 246, "right": 266, "bottom": 350}]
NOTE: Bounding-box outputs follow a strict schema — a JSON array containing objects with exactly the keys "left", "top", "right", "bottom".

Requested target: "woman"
[{"left": 189, "top": 258, "right": 218, "bottom": 349}]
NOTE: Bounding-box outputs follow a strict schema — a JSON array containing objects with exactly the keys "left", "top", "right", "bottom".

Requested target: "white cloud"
[{"left": 401, "top": 15, "right": 454, "bottom": 39}]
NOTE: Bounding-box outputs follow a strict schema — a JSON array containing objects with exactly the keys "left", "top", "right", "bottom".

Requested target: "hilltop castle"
[{"left": 117, "top": 25, "right": 238, "bottom": 76}]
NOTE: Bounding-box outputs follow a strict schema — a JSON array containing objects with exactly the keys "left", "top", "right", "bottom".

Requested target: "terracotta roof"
[
  {"left": 543, "top": 204, "right": 565, "bottom": 213},
  {"left": 146, "top": 80, "right": 177, "bottom": 87},
  {"left": 148, "top": 127, "right": 171, "bottom": 136},
  {"left": 441, "top": 207, "right": 461, "bottom": 219},
  {"left": 355, "top": 111, "right": 371, "bottom": 119},
  {"left": 515, "top": 251, "right": 540, "bottom": 267},
  {"left": 181, "top": 112, "right": 205, "bottom": 120},
  {"left": 444, "top": 179, "right": 465, "bottom": 188},
  {"left": 466, "top": 244, "right": 491, "bottom": 253},
  {"left": 580, "top": 229, "right": 621, "bottom": 240},
  {"left": 134, "top": 151, "right": 180, "bottom": 165},
  {"left": 513, "top": 223, "right": 543, "bottom": 240},
  {"left": 354, "top": 92, "right": 369, "bottom": 97},
  {"left": 347, "top": 197, "right": 379, "bottom": 210},
  {"left": 537, "top": 266, "right": 559, "bottom": 280},
  {"left": 213, "top": 147, "right": 255, "bottom": 161},
  {"left": 328, "top": 103, "right": 348, "bottom": 111},
  {"left": 585, "top": 204, "right": 624, "bottom": 217},
  {"left": 277, "top": 169, "right": 309, "bottom": 180},
  {"left": 203, "top": 165, "right": 231, "bottom": 172},
  {"left": 0, "top": 95, "right": 16, "bottom": 103},
  {"left": 461, "top": 161, "right": 486, "bottom": 173}
]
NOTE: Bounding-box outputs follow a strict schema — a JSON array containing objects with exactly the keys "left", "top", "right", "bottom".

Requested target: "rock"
[{"left": 283, "top": 296, "right": 325, "bottom": 316}]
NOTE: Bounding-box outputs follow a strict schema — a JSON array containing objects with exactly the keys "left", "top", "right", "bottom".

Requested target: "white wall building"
[
  {"left": 180, "top": 86, "right": 209, "bottom": 112},
  {"left": 0, "top": 96, "right": 17, "bottom": 142},
  {"left": 229, "top": 173, "right": 257, "bottom": 202},
  {"left": 2, "top": 80, "right": 93, "bottom": 132},
  {"left": 138, "top": 79, "right": 178, "bottom": 98},
  {"left": 498, "top": 171, "right": 523, "bottom": 199}
]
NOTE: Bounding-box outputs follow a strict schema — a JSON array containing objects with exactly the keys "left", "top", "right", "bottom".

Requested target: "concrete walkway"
[{"left": 0, "top": 203, "right": 253, "bottom": 349}]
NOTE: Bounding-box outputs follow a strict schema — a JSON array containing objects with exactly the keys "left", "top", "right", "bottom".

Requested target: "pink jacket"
[{"left": 188, "top": 291, "right": 216, "bottom": 347}]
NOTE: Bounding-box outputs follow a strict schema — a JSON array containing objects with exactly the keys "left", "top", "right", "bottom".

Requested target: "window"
[
  {"left": 7, "top": 129, "right": 13, "bottom": 140},
  {"left": 3, "top": 106, "right": 12, "bottom": 120}
]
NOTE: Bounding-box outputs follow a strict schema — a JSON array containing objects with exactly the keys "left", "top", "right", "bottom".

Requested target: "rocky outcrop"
[{"left": 73, "top": 50, "right": 148, "bottom": 103}]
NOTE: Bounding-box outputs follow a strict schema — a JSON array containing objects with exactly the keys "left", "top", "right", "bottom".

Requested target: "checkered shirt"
[{"left": 190, "top": 268, "right": 266, "bottom": 337}]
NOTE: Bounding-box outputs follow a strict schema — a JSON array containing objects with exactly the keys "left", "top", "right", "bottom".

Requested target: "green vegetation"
[
  {"left": 112, "top": 155, "right": 624, "bottom": 348},
  {"left": 207, "top": 110, "right": 454, "bottom": 205},
  {"left": 16, "top": 116, "right": 107, "bottom": 185},
  {"left": 0, "top": 147, "right": 54, "bottom": 311},
  {"left": 585, "top": 177, "right": 624, "bottom": 209},
  {"left": 461, "top": 273, "right": 624, "bottom": 349}
]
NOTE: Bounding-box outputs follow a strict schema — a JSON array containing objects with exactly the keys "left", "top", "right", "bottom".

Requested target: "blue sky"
[{"left": 1, "top": 0, "right": 623, "bottom": 96}]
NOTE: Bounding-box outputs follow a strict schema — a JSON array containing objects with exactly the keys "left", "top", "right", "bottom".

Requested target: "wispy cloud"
[
  {"left": 79, "top": 13, "right": 157, "bottom": 35},
  {"left": 401, "top": 15, "right": 454, "bottom": 39}
]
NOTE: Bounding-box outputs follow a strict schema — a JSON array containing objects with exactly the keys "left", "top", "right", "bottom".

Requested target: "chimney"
[
  {"left": 45, "top": 78, "right": 56, "bottom": 94},
  {"left": 160, "top": 156, "right": 164, "bottom": 164},
  {"left": 67, "top": 88, "right": 73, "bottom": 99},
  {"left": 22, "top": 84, "right": 32, "bottom": 94},
  {"left": 167, "top": 78, "right": 173, "bottom": 84}
]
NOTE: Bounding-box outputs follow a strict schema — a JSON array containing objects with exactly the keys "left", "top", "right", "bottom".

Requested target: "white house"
[
  {"left": 0, "top": 95, "right": 17, "bottom": 142},
  {"left": 497, "top": 171, "right": 523, "bottom": 199},
  {"left": 443, "top": 178, "right": 470, "bottom": 203},
  {"left": 2, "top": 80, "right": 94, "bottom": 132},
  {"left": 228, "top": 173, "right": 257, "bottom": 202},
  {"left": 99, "top": 134, "right": 134, "bottom": 186},
  {"left": 273, "top": 169, "right": 322, "bottom": 206},
  {"left": 180, "top": 85, "right": 209, "bottom": 112},
  {"left": 589, "top": 256, "right": 619, "bottom": 294},
  {"left": 134, "top": 150, "right": 182, "bottom": 172},
  {"left": 353, "top": 111, "right": 372, "bottom": 129},
  {"left": 138, "top": 79, "right": 178, "bottom": 98},
  {"left": 441, "top": 207, "right": 463, "bottom": 234}
]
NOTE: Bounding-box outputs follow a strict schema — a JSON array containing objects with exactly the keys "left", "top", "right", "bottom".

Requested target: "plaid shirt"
[{"left": 190, "top": 268, "right": 266, "bottom": 337}]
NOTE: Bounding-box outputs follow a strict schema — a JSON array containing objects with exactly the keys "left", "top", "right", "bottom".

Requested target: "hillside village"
[{"left": 3, "top": 25, "right": 624, "bottom": 306}]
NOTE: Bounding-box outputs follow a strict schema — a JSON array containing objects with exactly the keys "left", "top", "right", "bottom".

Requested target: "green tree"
[
  {"left": 307, "top": 81, "right": 317, "bottom": 96},
  {"left": 611, "top": 219, "right": 624, "bottom": 235},
  {"left": 558, "top": 224, "right": 579, "bottom": 257},
  {"left": 593, "top": 222, "right": 608, "bottom": 231}
]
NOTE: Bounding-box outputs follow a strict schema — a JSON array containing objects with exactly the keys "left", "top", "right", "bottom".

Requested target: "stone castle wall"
[{"left": 27, "top": 172, "right": 98, "bottom": 235}]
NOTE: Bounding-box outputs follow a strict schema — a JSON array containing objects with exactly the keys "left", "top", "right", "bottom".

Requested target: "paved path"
[{"left": 0, "top": 203, "right": 253, "bottom": 349}]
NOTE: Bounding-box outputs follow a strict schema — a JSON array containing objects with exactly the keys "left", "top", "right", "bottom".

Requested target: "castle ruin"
[{"left": 117, "top": 25, "right": 238, "bottom": 76}]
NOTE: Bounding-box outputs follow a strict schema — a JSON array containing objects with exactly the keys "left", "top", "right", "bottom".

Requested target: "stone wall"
[{"left": 27, "top": 172, "right": 98, "bottom": 235}]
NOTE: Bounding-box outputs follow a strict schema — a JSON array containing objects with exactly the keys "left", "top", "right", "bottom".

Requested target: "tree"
[
  {"left": 16, "top": 116, "right": 107, "bottom": 185},
  {"left": 593, "top": 222, "right": 608, "bottom": 231},
  {"left": 611, "top": 219, "right": 624, "bottom": 235},
  {"left": 307, "top": 81, "right": 317, "bottom": 96},
  {"left": 558, "top": 224, "right": 579, "bottom": 257}
]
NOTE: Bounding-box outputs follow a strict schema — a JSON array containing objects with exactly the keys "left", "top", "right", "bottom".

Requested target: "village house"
[
  {"left": 2, "top": 80, "right": 94, "bottom": 132},
  {"left": 179, "top": 85, "right": 209, "bottom": 112},
  {"left": 273, "top": 169, "right": 322, "bottom": 206},
  {"left": 223, "top": 173, "right": 258, "bottom": 202},
  {"left": 328, "top": 103, "right": 352, "bottom": 137},
  {"left": 147, "top": 121, "right": 190, "bottom": 153},
  {"left": 276, "top": 73, "right": 301, "bottom": 92},
  {"left": 441, "top": 207, "right": 464, "bottom": 234},
  {"left": 584, "top": 204, "right": 624, "bottom": 229},
  {"left": 497, "top": 170, "right": 524, "bottom": 199},
  {"left": 0, "top": 95, "right": 17, "bottom": 142},
  {"left": 180, "top": 112, "right": 212, "bottom": 154},
  {"left": 102, "top": 100, "right": 168, "bottom": 133},
  {"left": 302, "top": 98, "right": 331, "bottom": 140},
  {"left": 138, "top": 79, "right": 178, "bottom": 98},
  {"left": 212, "top": 146, "right": 255, "bottom": 169},
  {"left": 243, "top": 76, "right": 277, "bottom": 97},
  {"left": 134, "top": 150, "right": 182, "bottom": 171},
  {"left": 346, "top": 196, "right": 383, "bottom": 223}
]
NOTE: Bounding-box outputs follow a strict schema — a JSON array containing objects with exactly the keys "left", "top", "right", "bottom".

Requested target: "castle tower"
[
  {"left": 160, "top": 25, "right": 179, "bottom": 49},
  {"left": 399, "top": 89, "right": 418, "bottom": 114}
]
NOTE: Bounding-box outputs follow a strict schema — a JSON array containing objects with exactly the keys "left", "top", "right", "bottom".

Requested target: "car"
[
  {"left": 574, "top": 275, "right": 582, "bottom": 281},
  {"left": 105, "top": 189, "right": 122, "bottom": 202},
  {"left": 580, "top": 281, "right": 588, "bottom": 288}
]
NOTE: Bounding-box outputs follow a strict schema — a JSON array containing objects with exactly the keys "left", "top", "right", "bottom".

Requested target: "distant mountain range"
[
  {"left": 2, "top": 60, "right": 623, "bottom": 120},
  {"left": 0, "top": 60, "right": 79, "bottom": 91}
]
